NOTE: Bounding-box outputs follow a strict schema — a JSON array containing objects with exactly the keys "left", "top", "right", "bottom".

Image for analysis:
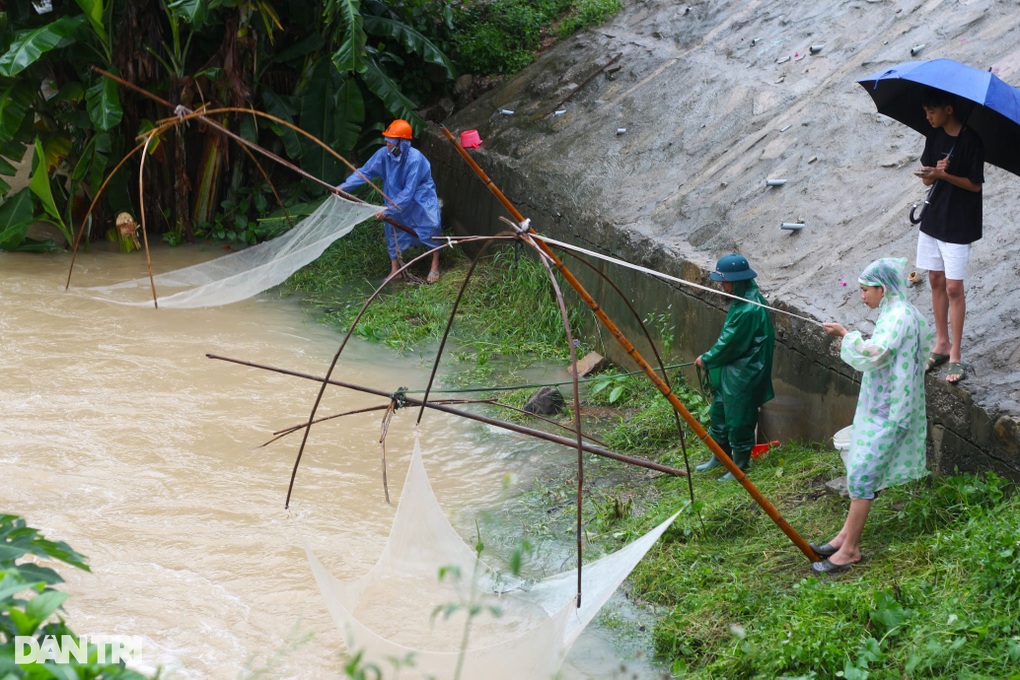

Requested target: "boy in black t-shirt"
[{"left": 915, "top": 90, "right": 984, "bottom": 384}]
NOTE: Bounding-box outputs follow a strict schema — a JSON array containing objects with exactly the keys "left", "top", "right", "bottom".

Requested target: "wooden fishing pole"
[
  {"left": 438, "top": 124, "right": 821, "bottom": 563},
  {"left": 207, "top": 353, "right": 688, "bottom": 477}
]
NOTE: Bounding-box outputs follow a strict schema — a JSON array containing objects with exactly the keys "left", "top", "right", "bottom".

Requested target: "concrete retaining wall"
[{"left": 425, "top": 131, "right": 1020, "bottom": 481}]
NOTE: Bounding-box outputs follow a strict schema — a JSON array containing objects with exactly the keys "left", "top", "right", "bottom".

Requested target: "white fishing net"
[
  {"left": 81, "top": 195, "right": 379, "bottom": 308},
  {"left": 304, "top": 436, "right": 679, "bottom": 679}
]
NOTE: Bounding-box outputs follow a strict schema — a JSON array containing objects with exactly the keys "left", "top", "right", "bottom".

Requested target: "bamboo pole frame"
[{"left": 437, "top": 124, "right": 821, "bottom": 563}]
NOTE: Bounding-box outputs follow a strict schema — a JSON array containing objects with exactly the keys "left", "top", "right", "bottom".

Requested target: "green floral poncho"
[{"left": 841, "top": 258, "right": 932, "bottom": 499}]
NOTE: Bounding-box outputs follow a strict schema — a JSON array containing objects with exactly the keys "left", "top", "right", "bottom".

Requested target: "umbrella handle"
[
  {"left": 909, "top": 181, "right": 938, "bottom": 225},
  {"left": 909, "top": 202, "right": 924, "bottom": 224}
]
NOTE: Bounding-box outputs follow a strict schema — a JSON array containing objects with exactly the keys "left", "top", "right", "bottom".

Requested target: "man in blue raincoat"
[
  {"left": 338, "top": 119, "right": 443, "bottom": 283},
  {"left": 694, "top": 254, "right": 775, "bottom": 481}
]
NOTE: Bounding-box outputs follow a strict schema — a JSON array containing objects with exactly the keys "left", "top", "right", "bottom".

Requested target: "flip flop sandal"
[
  {"left": 810, "top": 542, "right": 838, "bottom": 557},
  {"left": 925, "top": 352, "right": 950, "bottom": 373},
  {"left": 810, "top": 556, "right": 863, "bottom": 575},
  {"left": 945, "top": 361, "right": 968, "bottom": 384},
  {"left": 426, "top": 270, "right": 441, "bottom": 285}
]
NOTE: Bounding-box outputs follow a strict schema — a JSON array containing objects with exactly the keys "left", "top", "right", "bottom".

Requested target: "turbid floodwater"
[{"left": 0, "top": 244, "right": 669, "bottom": 679}]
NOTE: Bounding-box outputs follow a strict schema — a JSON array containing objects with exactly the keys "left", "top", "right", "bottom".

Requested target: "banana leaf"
[
  {"left": 260, "top": 88, "right": 303, "bottom": 159},
  {"left": 29, "top": 137, "right": 72, "bottom": 246},
  {"left": 300, "top": 57, "right": 348, "bottom": 182},
  {"left": 330, "top": 0, "right": 367, "bottom": 74},
  {"left": 74, "top": 0, "right": 110, "bottom": 48},
  {"left": 363, "top": 15, "right": 455, "bottom": 78},
  {"left": 85, "top": 75, "right": 122, "bottom": 131},
  {"left": 361, "top": 60, "right": 421, "bottom": 126},
  {"left": 0, "top": 15, "right": 86, "bottom": 78},
  {"left": 0, "top": 189, "right": 35, "bottom": 251}
]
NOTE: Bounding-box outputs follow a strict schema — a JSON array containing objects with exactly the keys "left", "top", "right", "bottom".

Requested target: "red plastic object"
[
  {"left": 751, "top": 440, "right": 781, "bottom": 459},
  {"left": 460, "top": 129, "right": 482, "bottom": 148}
]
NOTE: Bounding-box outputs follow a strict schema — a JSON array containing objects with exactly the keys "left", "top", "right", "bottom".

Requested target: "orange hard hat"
[{"left": 382, "top": 119, "right": 413, "bottom": 140}]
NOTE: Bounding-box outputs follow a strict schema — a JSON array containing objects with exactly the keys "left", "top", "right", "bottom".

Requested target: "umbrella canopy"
[{"left": 857, "top": 58, "right": 1020, "bottom": 176}]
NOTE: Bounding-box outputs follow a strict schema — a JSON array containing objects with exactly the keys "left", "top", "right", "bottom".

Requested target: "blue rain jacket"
[{"left": 339, "top": 140, "right": 441, "bottom": 258}]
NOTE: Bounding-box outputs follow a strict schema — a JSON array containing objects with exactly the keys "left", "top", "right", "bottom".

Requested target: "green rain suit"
[
  {"left": 842, "top": 257, "right": 931, "bottom": 499},
  {"left": 700, "top": 278, "right": 775, "bottom": 469}
]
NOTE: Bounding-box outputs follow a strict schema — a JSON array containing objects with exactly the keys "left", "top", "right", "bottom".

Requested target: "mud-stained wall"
[{"left": 425, "top": 132, "right": 1020, "bottom": 482}]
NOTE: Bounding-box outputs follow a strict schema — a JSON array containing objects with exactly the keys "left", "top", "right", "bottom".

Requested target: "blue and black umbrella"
[{"left": 857, "top": 58, "right": 1020, "bottom": 177}]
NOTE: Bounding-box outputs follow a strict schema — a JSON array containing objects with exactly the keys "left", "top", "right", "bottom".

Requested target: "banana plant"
[
  {"left": 325, "top": 0, "right": 456, "bottom": 139},
  {"left": 0, "top": 0, "right": 121, "bottom": 249}
]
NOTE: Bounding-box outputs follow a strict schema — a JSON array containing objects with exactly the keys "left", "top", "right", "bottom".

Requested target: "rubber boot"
[
  {"left": 696, "top": 441, "right": 730, "bottom": 472},
  {"left": 718, "top": 448, "right": 751, "bottom": 482},
  {"left": 695, "top": 456, "right": 722, "bottom": 472}
]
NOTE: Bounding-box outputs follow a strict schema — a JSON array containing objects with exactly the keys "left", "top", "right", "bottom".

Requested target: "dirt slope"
[{"left": 439, "top": 0, "right": 1020, "bottom": 417}]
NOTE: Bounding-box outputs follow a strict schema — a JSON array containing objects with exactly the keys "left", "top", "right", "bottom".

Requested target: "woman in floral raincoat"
[{"left": 813, "top": 257, "right": 932, "bottom": 574}]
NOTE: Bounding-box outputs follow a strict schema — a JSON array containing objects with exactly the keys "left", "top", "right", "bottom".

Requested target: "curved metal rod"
[
  {"left": 284, "top": 243, "right": 451, "bottom": 507},
  {"left": 518, "top": 235, "right": 588, "bottom": 607},
  {"left": 65, "top": 138, "right": 148, "bottom": 289},
  {"left": 209, "top": 353, "right": 688, "bottom": 476},
  {"left": 408, "top": 224, "right": 593, "bottom": 605},
  {"left": 268, "top": 398, "right": 494, "bottom": 444},
  {"left": 90, "top": 68, "right": 392, "bottom": 206},
  {"left": 413, "top": 239, "right": 496, "bottom": 426}
]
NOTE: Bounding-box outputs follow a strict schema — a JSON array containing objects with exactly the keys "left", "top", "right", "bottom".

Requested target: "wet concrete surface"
[{"left": 424, "top": 0, "right": 1020, "bottom": 479}]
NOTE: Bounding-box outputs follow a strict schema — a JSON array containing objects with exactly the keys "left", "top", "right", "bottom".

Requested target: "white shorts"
[{"left": 916, "top": 232, "right": 971, "bottom": 280}]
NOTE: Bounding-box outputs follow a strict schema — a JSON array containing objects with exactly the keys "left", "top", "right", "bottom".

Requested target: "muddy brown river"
[{"left": 0, "top": 245, "right": 666, "bottom": 679}]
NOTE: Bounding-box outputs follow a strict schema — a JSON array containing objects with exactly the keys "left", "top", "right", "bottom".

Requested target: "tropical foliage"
[
  {"left": 0, "top": 0, "right": 621, "bottom": 253},
  {"left": 0, "top": 0, "right": 455, "bottom": 251},
  {"left": 0, "top": 514, "right": 151, "bottom": 679}
]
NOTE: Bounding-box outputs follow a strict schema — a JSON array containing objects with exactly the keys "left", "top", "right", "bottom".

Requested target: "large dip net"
[
  {"left": 304, "top": 436, "right": 679, "bottom": 679},
  {"left": 81, "top": 195, "right": 379, "bottom": 308}
]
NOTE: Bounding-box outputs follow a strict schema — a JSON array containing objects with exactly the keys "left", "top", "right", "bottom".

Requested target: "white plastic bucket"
[{"left": 832, "top": 425, "right": 852, "bottom": 469}]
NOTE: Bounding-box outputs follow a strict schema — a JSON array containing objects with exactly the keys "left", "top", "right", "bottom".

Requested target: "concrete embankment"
[{"left": 424, "top": 0, "right": 1020, "bottom": 480}]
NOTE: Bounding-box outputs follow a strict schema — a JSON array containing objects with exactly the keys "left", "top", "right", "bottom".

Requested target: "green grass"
[
  {"left": 619, "top": 449, "right": 1020, "bottom": 679},
  {"left": 451, "top": 0, "right": 623, "bottom": 75},
  {"left": 289, "top": 239, "right": 591, "bottom": 360},
  {"left": 498, "top": 434, "right": 1020, "bottom": 679}
]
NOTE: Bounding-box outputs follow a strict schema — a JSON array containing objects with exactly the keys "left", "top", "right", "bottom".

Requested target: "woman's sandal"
[
  {"left": 811, "top": 556, "right": 863, "bottom": 574},
  {"left": 426, "top": 270, "right": 441, "bottom": 285},
  {"left": 925, "top": 352, "right": 950, "bottom": 373},
  {"left": 946, "top": 361, "right": 968, "bottom": 384}
]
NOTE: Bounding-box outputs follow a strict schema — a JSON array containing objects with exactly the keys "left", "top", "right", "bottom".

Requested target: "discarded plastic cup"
[
  {"left": 499, "top": 109, "right": 514, "bottom": 115},
  {"left": 460, "top": 129, "right": 482, "bottom": 149},
  {"left": 765, "top": 179, "right": 787, "bottom": 186},
  {"left": 910, "top": 44, "right": 925, "bottom": 56},
  {"left": 809, "top": 44, "right": 824, "bottom": 54},
  {"left": 616, "top": 128, "right": 627, "bottom": 135},
  {"left": 780, "top": 222, "right": 805, "bottom": 231}
]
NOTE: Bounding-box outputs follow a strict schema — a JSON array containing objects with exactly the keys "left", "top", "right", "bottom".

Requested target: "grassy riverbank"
[{"left": 287, "top": 233, "right": 1020, "bottom": 679}]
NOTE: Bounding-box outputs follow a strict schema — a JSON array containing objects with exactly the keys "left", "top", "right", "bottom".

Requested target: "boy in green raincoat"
[{"left": 694, "top": 254, "right": 776, "bottom": 481}]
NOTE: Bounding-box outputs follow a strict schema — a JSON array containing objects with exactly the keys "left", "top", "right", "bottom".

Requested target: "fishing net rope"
[
  {"left": 80, "top": 195, "right": 379, "bottom": 308},
  {"left": 304, "top": 436, "right": 679, "bottom": 679}
]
